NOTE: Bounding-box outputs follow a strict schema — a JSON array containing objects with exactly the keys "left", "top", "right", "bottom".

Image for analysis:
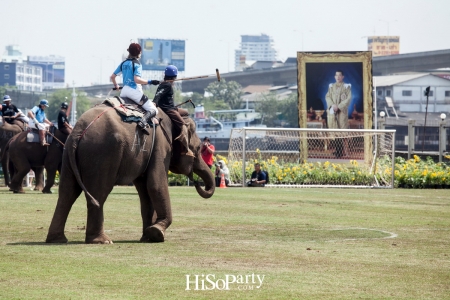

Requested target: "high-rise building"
[
  {"left": 28, "top": 55, "right": 65, "bottom": 89},
  {"left": 0, "top": 62, "right": 43, "bottom": 92},
  {"left": 234, "top": 34, "right": 277, "bottom": 71},
  {"left": 1, "top": 45, "right": 27, "bottom": 63}
]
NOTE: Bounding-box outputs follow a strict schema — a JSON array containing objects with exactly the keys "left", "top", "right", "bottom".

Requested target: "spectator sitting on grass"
[{"left": 247, "top": 163, "right": 267, "bottom": 187}]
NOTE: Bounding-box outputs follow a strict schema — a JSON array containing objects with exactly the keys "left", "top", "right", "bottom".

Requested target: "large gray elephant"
[
  {"left": 46, "top": 104, "right": 215, "bottom": 244},
  {"left": 0, "top": 118, "right": 23, "bottom": 186},
  {"left": 7, "top": 128, "right": 67, "bottom": 193}
]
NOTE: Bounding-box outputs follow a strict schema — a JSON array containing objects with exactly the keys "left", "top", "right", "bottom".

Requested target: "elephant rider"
[
  {"left": 58, "top": 102, "right": 73, "bottom": 135},
  {"left": 110, "top": 42, "right": 160, "bottom": 134},
  {"left": 28, "top": 99, "right": 53, "bottom": 146},
  {"left": 1, "top": 95, "right": 25, "bottom": 130},
  {"left": 153, "top": 65, "right": 194, "bottom": 157}
]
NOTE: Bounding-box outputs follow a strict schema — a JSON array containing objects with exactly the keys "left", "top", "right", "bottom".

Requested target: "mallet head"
[{"left": 216, "top": 69, "right": 221, "bottom": 82}]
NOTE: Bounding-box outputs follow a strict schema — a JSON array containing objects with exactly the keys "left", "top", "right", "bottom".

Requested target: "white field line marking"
[{"left": 324, "top": 227, "right": 398, "bottom": 242}]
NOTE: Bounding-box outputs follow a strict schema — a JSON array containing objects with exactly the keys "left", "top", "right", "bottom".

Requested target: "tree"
[
  {"left": 205, "top": 79, "right": 243, "bottom": 110},
  {"left": 46, "top": 89, "right": 92, "bottom": 121},
  {"left": 256, "top": 93, "right": 280, "bottom": 127},
  {"left": 256, "top": 92, "right": 299, "bottom": 128}
]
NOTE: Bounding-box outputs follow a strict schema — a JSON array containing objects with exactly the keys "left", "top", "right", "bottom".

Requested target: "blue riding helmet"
[
  {"left": 40, "top": 99, "right": 49, "bottom": 107},
  {"left": 164, "top": 65, "right": 178, "bottom": 77},
  {"left": 3, "top": 95, "right": 11, "bottom": 102}
]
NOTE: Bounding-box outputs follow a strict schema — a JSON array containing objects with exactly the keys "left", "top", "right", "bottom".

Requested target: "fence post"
[
  {"left": 439, "top": 121, "right": 447, "bottom": 162},
  {"left": 407, "top": 119, "right": 415, "bottom": 159},
  {"left": 242, "top": 128, "right": 246, "bottom": 187},
  {"left": 378, "top": 117, "right": 385, "bottom": 130}
]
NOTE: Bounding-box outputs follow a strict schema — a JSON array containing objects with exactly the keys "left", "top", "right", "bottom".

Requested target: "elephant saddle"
[
  {"left": 27, "top": 126, "right": 55, "bottom": 144},
  {"left": 103, "top": 96, "right": 157, "bottom": 125}
]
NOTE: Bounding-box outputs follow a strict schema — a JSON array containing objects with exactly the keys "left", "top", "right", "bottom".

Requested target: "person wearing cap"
[
  {"left": 1, "top": 95, "right": 24, "bottom": 129},
  {"left": 201, "top": 137, "right": 215, "bottom": 168},
  {"left": 28, "top": 99, "right": 53, "bottom": 146},
  {"left": 153, "top": 65, "right": 194, "bottom": 157},
  {"left": 58, "top": 102, "right": 73, "bottom": 135},
  {"left": 110, "top": 42, "right": 160, "bottom": 134}
]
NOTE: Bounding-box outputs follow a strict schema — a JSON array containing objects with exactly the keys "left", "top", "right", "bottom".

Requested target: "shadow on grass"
[{"left": 7, "top": 240, "right": 150, "bottom": 246}]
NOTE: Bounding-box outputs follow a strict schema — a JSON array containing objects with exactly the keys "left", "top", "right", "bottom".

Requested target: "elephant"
[
  {"left": 0, "top": 117, "right": 23, "bottom": 186},
  {"left": 46, "top": 104, "right": 215, "bottom": 244},
  {"left": 7, "top": 127, "right": 68, "bottom": 193}
]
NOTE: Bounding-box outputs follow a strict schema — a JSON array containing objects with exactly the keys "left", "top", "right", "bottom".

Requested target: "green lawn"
[{"left": 0, "top": 186, "right": 449, "bottom": 299}]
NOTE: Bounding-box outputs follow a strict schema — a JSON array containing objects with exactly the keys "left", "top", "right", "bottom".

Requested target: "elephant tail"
[{"left": 68, "top": 135, "right": 100, "bottom": 207}]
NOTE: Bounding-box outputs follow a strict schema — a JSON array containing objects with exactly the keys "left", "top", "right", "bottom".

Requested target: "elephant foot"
[
  {"left": 85, "top": 234, "right": 113, "bottom": 244},
  {"left": 34, "top": 187, "right": 43, "bottom": 192},
  {"left": 46, "top": 233, "right": 68, "bottom": 243},
  {"left": 42, "top": 189, "right": 52, "bottom": 194},
  {"left": 144, "top": 224, "right": 165, "bottom": 243},
  {"left": 13, "top": 190, "right": 25, "bottom": 194}
]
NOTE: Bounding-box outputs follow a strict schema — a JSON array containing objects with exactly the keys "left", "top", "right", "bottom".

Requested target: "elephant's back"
[
  {"left": 69, "top": 104, "right": 153, "bottom": 181},
  {"left": 72, "top": 104, "right": 131, "bottom": 142}
]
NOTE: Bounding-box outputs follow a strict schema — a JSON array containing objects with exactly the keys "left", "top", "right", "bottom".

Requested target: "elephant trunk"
[{"left": 192, "top": 158, "right": 215, "bottom": 199}]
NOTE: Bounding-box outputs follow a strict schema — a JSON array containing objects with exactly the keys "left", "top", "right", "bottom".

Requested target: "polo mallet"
[
  {"left": 44, "top": 128, "right": 65, "bottom": 147},
  {"left": 174, "top": 69, "right": 221, "bottom": 82},
  {"left": 175, "top": 99, "right": 196, "bottom": 108}
]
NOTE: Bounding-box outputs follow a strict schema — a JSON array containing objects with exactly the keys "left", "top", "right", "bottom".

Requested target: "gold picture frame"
[{"left": 297, "top": 51, "right": 373, "bottom": 163}]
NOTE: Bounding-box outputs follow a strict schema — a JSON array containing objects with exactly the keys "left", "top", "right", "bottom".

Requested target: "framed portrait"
[{"left": 297, "top": 51, "right": 373, "bottom": 162}]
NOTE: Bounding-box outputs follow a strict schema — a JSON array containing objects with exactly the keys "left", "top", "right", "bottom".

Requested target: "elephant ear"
[{"left": 169, "top": 118, "right": 200, "bottom": 175}]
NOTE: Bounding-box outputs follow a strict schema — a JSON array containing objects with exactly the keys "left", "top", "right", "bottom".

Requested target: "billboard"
[
  {"left": 139, "top": 39, "right": 185, "bottom": 71},
  {"left": 367, "top": 36, "right": 400, "bottom": 57}
]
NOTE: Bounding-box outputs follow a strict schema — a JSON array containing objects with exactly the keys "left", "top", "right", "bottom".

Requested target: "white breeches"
[
  {"left": 29, "top": 121, "right": 50, "bottom": 131},
  {"left": 120, "top": 85, "right": 157, "bottom": 114}
]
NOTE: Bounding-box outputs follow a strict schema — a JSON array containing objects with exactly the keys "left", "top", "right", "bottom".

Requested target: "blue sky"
[{"left": 1, "top": 0, "right": 449, "bottom": 86}]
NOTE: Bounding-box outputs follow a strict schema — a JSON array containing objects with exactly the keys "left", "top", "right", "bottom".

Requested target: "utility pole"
[{"left": 70, "top": 81, "right": 77, "bottom": 126}]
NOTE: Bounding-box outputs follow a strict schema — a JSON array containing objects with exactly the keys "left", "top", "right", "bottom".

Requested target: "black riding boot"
[{"left": 137, "top": 110, "right": 157, "bottom": 134}]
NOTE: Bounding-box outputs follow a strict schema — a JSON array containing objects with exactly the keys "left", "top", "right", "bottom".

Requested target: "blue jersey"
[
  {"left": 31, "top": 106, "right": 46, "bottom": 123},
  {"left": 113, "top": 59, "right": 142, "bottom": 89}
]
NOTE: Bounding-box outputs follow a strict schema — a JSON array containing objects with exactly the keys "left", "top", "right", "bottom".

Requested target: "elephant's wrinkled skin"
[
  {"left": 46, "top": 105, "right": 215, "bottom": 244},
  {"left": 8, "top": 128, "right": 68, "bottom": 193}
]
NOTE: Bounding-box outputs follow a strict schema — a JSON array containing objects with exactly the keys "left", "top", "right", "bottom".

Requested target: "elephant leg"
[
  {"left": 1, "top": 151, "right": 11, "bottom": 187},
  {"left": 143, "top": 165, "right": 172, "bottom": 243},
  {"left": 46, "top": 168, "right": 82, "bottom": 243},
  {"left": 42, "top": 167, "right": 57, "bottom": 194},
  {"left": 10, "top": 162, "right": 30, "bottom": 193},
  {"left": 134, "top": 176, "right": 156, "bottom": 243},
  {"left": 33, "top": 167, "right": 45, "bottom": 191},
  {"left": 83, "top": 181, "right": 115, "bottom": 244}
]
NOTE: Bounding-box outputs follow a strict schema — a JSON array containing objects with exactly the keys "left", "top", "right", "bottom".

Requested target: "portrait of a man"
[
  {"left": 304, "top": 61, "right": 364, "bottom": 130},
  {"left": 325, "top": 70, "right": 352, "bottom": 129}
]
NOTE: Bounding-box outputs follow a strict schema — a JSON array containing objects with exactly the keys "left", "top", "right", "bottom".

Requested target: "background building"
[
  {"left": 234, "top": 34, "right": 277, "bottom": 71},
  {"left": 0, "top": 62, "right": 43, "bottom": 92},
  {"left": 375, "top": 73, "right": 450, "bottom": 114},
  {"left": 28, "top": 55, "right": 65, "bottom": 89},
  {"left": 1, "top": 45, "right": 27, "bottom": 63}
]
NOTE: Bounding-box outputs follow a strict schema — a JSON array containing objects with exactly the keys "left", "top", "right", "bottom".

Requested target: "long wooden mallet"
[
  {"left": 175, "top": 99, "right": 196, "bottom": 108},
  {"left": 174, "top": 69, "right": 221, "bottom": 82}
]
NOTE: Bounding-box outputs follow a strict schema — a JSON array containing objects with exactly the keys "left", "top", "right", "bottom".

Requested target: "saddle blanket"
[
  {"left": 27, "top": 127, "right": 54, "bottom": 144},
  {"left": 103, "top": 97, "right": 145, "bottom": 123}
]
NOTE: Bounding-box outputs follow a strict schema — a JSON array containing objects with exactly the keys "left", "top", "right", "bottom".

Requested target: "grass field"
[{"left": 0, "top": 186, "right": 449, "bottom": 299}]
